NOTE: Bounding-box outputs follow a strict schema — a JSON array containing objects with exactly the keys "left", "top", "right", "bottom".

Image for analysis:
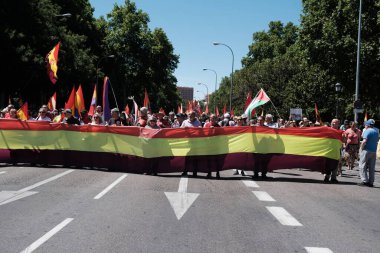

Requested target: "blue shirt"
[{"left": 363, "top": 128, "right": 379, "bottom": 152}]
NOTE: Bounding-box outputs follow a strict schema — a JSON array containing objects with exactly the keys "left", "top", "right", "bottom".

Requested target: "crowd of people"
[{"left": 1, "top": 103, "right": 379, "bottom": 185}]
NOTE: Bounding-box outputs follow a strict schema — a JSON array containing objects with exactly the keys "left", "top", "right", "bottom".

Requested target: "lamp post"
[
  {"left": 202, "top": 68, "right": 218, "bottom": 92},
  {"left": 96, "top": 55, "right": 116, "bottom": 107},
  {"left": 354, "top": 0, "right": 363, "bottom": 122},
  {"left": 197, "top": 83, "right": 209, "bottom": 104},
  {"left": 335, "top": 82, "right": 342, "bottom": 119},
  {"left": 213, "top": 42, "right": 234, "bottom": 112},
  {"left": 55, "top": 13, "right": 72, "bottom": 18}
]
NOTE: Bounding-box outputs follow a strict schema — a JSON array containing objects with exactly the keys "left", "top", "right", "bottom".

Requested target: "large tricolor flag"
[
  {"left": 75, "top": 84, "right": 86, "bottom": 116},
  {"left": 65, "top": 86, "right": 75, "bottom": 113},
  {"left": 103, "top": 77, "right": 111, "bottom": 122},
  {"left": 46, "top": 42, "right": 60, "bottom": 84},
  {"left": 47, "top": 92, "right": 57, "bottom": 111},
  {"left": 16, "top": 102, "right": 28, "bottom": 120},
  {"left": 244, "top": 88, "right": 270, "bottom": 119},
  {"left": 88, "top": 84, "right": 97, "bottom": 116},
  {"left": 143, "top": 88, "right": 150, "bottom": 108}
]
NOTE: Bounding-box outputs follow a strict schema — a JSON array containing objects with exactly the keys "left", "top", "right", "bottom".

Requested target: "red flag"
[
  {"left": 88, "top": 84, "right": 97, "bottom": 116},
  {"left": 65, "top": 86, "right": 75, "bottom": 113},
  {"left": 47, "top": 92, "right": 57, "bottom": 111},
  {"left": 244, "top": 92, "right": 252, "bottom": 111},
  {"left": 364, "top": 111, "right": 368, "bottom": 122},
  {"left": 315, "top": 103, "right": 322, "bottom": 123},
  {"left": 17, "top": 102, "right": 28, "bottom": 120},
  {"left": 125, "top": 104, "right": 130, "bottom": 115},
  {"left": 143, "top": 88, "right": 150, "bottom": 108},
  {"left": 75, "top": 84, "right": 85, "bottom": 115},
  {"left": 230, "top": 107, "right": 235, "bottom": 117},
  {"left": 46, "top": 42, "right": 60, "bottom": 84},
  {"left": 205, "top": 104, "right": 209, "bottom": 114},
  {"left": 215, "top": 105, "right": 219, "bottom": 116},
  {"left": 223, "top": 104, "right": 227, "bottom": 114}
]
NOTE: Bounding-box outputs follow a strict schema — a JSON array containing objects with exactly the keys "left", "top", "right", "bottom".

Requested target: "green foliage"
[
  {"left": 211, "top": 0, "right": 380, "bottom": 122},
  {"left": 0, "top": 0, "right": 180, "bottom": 113}
]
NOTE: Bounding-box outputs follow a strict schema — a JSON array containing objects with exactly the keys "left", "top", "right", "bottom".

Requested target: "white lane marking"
[
  {"left": 178, "top": 177, "right": 188, "bottom": 193},
  {"left": 0, "top": 171, "right": 7, "bottom": 175},
  {"left": 20, "top": 218, "right": 74, "bottom": 253},
  {"left": 305, "top": 247, "right": 334, "bottom": 253},
  {"left": 165, "top": 177, "right": 200, "bottom": 220},
  {"left": 94, "top": 174, "right": 127, "bottom": 200},
  {"left": 0, "top": 170, "right": 74, "bottom": 206},
  {"left": 266, "top": 206, "right": 302, "bottom": 226},
  {"left": 242, "top": 180, "right": 259, "bottom": 188},
  {"left": 18, "top": 170, "right": 75, "bottom": 193},
  {"left": 252, "top": 191, "right": 276, "bottom": 202},
  {"left": 0, "top": 191, "right": 38, "bottom": 206}
]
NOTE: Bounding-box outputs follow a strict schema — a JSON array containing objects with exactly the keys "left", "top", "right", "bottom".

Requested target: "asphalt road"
[{"left": 0, "top": 160, "right": 379, "bottom": 253}]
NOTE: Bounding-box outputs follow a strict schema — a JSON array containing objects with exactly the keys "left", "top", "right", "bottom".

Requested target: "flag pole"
[
  {"left": 269, "top": 99, "right": 282, "bottom": 119},
  {"left": 107, "top": 78, "right": 119, "bottom": 109}
]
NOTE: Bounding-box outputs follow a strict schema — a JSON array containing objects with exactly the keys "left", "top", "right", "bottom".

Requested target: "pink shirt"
[{"left": 344, "top": 128, "right": 362, "bottom": 144}]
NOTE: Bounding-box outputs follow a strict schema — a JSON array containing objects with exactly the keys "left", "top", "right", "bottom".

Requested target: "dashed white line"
[
  {"left": 242, "top": 180, "right": 259, "bottom": 188},
  {"left": 0, "top": 171, "right": 7, "bottom": 175},
  {"left": 252, "top": 191, "right": 276, "bottom": 202},
  {"left": 266, "top": 206, "right": 302, "bottom": 226},
  {"left": 94, "top": 174, "right": 127, "bottom": 200},
  {"left": 18, "top": 170, "right": 75, "bottom": 193},
  {"left": 304, "top": 247, "right": 334, "bottom": 253},
  {"left": 20, "top": 218, "right": 74, "bottom": 253}
]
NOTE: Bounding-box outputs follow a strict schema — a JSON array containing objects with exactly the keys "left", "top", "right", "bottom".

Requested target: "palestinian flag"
[{"left": 244, "top": 88, "right": 270, "bottom": 119}]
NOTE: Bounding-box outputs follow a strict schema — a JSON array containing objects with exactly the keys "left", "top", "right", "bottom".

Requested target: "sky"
[{"left": 90, "top": 0, "right": 303, "bottom": 100}]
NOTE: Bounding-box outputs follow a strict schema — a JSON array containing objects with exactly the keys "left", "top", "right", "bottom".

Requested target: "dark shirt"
[
  {"left": 62, "top": 116, "right": 80, "bottom": 125},
  {"left": 108, "top": 117, "right": 127, "bottom": 126}
]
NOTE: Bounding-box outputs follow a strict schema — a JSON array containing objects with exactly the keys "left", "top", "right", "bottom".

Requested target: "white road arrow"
[
  {"left": 165, "top": 177, "right": 199, "bottom": 220},
  {"left": 0, "top": 169, "right": 74, "bottom": 206}
]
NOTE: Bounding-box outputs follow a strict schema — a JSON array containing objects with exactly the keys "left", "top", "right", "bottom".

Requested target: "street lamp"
[
  {"left": 96, "top": 55, "right": 116, "bottom": 107},
  {"left": 202, "top": 68, "right": 218, "bottom": 92},
  {"left": 55, "top": 13, "right": 72, "bottom": 18},
  {"left": 335, "top": 82, "right": 342, "bottom": 119},
  {"left": 213, "top": 42, "right": 234, "bottom": 112},
  {"left": 197, "top": 83, "right": 209, "bottom": 104},
  {"left": 354, "top": 0, "right": 363, "bottom": 122},
  {"left": 196, "top": 90, "right": 207, "bottom": 101}
]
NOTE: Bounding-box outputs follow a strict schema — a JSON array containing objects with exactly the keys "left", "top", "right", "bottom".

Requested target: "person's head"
[
  {"left": 92, "top": 113, "right": 103, "bottom": 124},
  {"left": 96, "top": 106, "right": 102, "bottom": 113},
  {"left": 210, "top": 114, "right": 217, "bottom": 124},
  {"left": 140, "top": 107, "right": 148, "bottom": 117},
  {"left": 147, "top": 116, "right": 157, "bottom": 126},
  {"left": 257, "top": 116, "right": 265, "bottom": 126},
  {"left": 249, "top": 119, "right": 256, "bottom": 126},
  {"left": 343, "top": 120, "right": 349, "bottom": 128},
  {"left": 189, "top": 111, "right": 196, "bottom": 121},
  {"left": 278, "top": 118, "right": 285, "bottom": 125},
  {"left": 265, "top": 114, "right": 273, "bottom": 123},
  {"left": 176, "top": 113, "right": 185, "bottom": 123},
  {"left": 81, "top": 110, "right": 88, "bottom": 119},
  {"left": 331, "top": 118, "right": 340, "bottom": 129},
  {"left": 41, "top": 105, "right": 48, "bottom": 110},
  {"left": 350, "top": 121, "right": 357, "bottom": 130},
  {"left": 9, "top": 108, "right": 17, "bottom": 119},
  {"left": 64, "top": 109, "right": 73, "bottom": 118},
  {"left": 364, "top": 119, "right": 375, "bottom": 128},
  {"left": 162, "top": 115, "right": 169, "bottom": 124},
  {"left": 223, "top": 113, "right": 230, "bottom": 119},
  {"left": 39, "top": 108, "right": 48, "bottom": 116},
  {"left": 236, "top": 116, "right": 245, "bottom": 126},
  {"left": 111, "top": 108, "right": 120, "bottom": 119},
  {"left": 157, "top": 112, "right": 164, "bottom": 120},
  {"left": 52, "top": 109, "right": 59, "bottom": 116},
  {"left": 169, "top": 111, "right": 175, "bottom": 121}
]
